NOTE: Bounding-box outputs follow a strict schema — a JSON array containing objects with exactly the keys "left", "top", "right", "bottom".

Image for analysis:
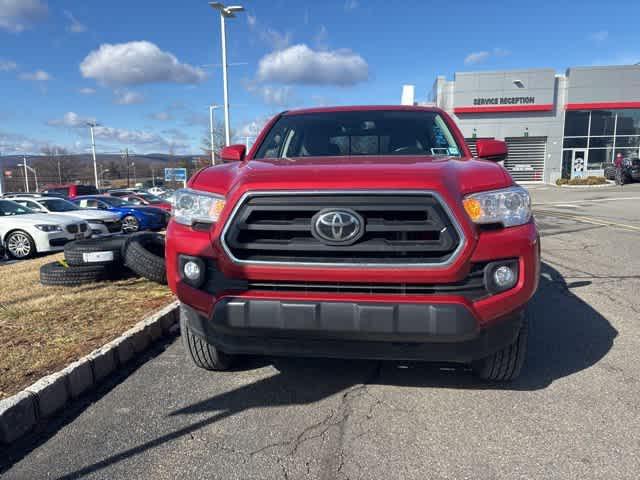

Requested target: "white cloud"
[
  {"left": 246, "top": 13, "right": 256, "bottom": 26},
  {"left": 589, "top": 30, "right": 608, "bottom": 43},
  {"left": 262, "top": 28, "right": 291, "bottom": 50},
  {"left": 249, "top": 85, "right": 294, "bottom": 106},
  {"left": 344, "top": 0, "right": 359, "bottom": 11},
  {"left": 237, "top": 118, "right": 268, "bottom": 138},
  {"left": 94, "top": 126, "right": 188, "bottom": 152},
  {"left": 114, "top": 89, "right": 144, "bottom": 105},
  {"left": 314, "top": 25, "right": 329, "bottom": 50},
  {"left": 80, "top": 41, "right": 206, "bottom": 86},
  {"left": 464, "top": 48, "right": 511, "bottom": 66},
  {"left": 464, "top": 51, "right": 490, "bottom": 65},
  {"left": 0, "top": 59, "right": 17, "bottom": 71},
  {"left": 64, "top": 10, "right": 86, "bottom": 33},
  {"left": 19, "top": 69, "right": 51, "bottom": 81},
  {"left": 151, "top": 111, "right": 171, "bottom": 121},
  {"left": 0, "top": 0, "right": 48, "bottom": 33},
  {"left": 493, "top": 47, "right": 511, "bottom": 57},
  {"left": 78, "top": 87, "right": 96, "bottom": 95},
  {"left": 47, "top": 111, "right": 96, "bottom": 128},
  {"left": 257, "top": 44, "right": 368, "bottom": 86},
  {"left": 0, "top": 129, "right": 54, "bottom": 154}
]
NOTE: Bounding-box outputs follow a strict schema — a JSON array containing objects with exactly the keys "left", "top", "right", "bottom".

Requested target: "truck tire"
[
  {"left": 124, "top": 232, "right": 167, "bottom": 284},
  {"left": 473, "top": 311, "right": 529, "bottom": 382},
  {"left": 40, "top": 261, "right": 112, "bottom": 286},
  {"left": 64, "top": 236, "right": 127, "bottom": 266},
  {"left": 180, "top": 311, "right": 233, "bottom": 370}
]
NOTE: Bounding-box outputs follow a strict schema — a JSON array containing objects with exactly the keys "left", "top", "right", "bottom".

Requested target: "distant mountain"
[{"left": 0, "top": 153, "right": 201, "bottom": 169}]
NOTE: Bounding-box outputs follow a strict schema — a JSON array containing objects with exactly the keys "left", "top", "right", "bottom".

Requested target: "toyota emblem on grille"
[{"left": 311, "top": 209, "right": 365, "bottom": 245}]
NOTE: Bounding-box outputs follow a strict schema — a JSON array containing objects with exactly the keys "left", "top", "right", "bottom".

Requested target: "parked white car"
[
  {"left": 11, "top": 196, "right": 122, "bottom": 236},
  {"left": 147, "top": 187, "right": 165, "bottom": 196},
  {"left": 0, "top": 199, "right": 91, "bottom": 259}
]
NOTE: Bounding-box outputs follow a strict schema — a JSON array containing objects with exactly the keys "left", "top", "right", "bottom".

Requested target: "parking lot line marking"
[{"left": 535, "top": 209, "right": 640, "bottom": 232}]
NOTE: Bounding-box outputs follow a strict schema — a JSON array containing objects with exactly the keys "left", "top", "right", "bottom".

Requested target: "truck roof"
[{"left": 283, "top": 105, "right": 441, "bottom": 116}]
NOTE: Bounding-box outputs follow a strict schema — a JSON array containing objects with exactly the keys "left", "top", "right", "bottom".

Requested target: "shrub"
[{"left": 560, "top": 176, "right": 608, "bottom": 186}]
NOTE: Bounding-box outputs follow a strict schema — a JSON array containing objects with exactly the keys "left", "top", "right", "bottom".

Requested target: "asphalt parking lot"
[{"left": 2, "top": 184, "right": 639, "bottom": 480}]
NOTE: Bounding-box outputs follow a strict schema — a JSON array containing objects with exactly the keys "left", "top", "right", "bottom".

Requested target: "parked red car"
[
  {"left": 166, "top": 106, "right": 540, "bottom": 381},
  {"left": 41, "top": 184, "right": 99, "bottom": 199},
  {"left": 108, "top": 191, "right": 172, "bottom": 212}
]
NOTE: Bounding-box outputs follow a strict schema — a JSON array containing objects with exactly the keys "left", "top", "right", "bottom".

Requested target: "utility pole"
[
  {"left": 55, "top": 147, "right": 62, "bottom": 184},
  {"left": 0, "top": 142, "right": 4, "bottom": 196},
  {"left": 23, "top": 155, "right": 29, "bottom": 192},
  {"left": 87, "top": 122, "right": 100, "bottom": 189},
  {"left": 209, "top": 2, "right": 244, "bottom": 147},
  {"left": 209, "top": 104, "right": 221, "bottom": 164}
]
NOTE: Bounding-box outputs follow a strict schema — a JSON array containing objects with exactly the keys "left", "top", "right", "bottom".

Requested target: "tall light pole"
[
  {"left": 87, "top": 122, "right": 100, "bottom": 189},
  {"left": 209, "top": 104, "right": 221, "bottom": 164},
  {"left": 18, "top": 157, "right": 38, "bottom": 192},
  {"left": 209, "top": 2, "right": 244, "bottom": 147}
]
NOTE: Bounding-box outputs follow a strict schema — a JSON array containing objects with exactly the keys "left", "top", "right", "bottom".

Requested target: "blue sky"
[{"left": 0, "top": 0, "right": 639, "bottom": 155}]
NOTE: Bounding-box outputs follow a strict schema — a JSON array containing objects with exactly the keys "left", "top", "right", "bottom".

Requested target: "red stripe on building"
[
  {"left": 454, "top": 104, "right": 554, "bottom": 114},
  {"left": 565, "top": 101, "right": 640, "bottom": 110}
]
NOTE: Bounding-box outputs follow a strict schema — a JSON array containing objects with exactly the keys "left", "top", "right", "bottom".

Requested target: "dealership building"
[{"left": 424, "top": 64, "right": 640, "bottom": 183}]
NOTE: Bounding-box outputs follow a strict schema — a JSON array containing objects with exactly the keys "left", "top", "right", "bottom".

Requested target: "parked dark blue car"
[{"left": 73, "top": 195, "right": 169, "bottom": 232}]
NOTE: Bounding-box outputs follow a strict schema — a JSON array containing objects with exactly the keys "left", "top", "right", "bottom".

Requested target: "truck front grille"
[{"left": 222, "top": 192, "right": 463, "bottom": 266}]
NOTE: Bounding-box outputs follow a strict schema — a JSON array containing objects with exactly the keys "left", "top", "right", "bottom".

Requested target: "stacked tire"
[{"left": 39, "top": 233, "right": 167, "bottom": 287}]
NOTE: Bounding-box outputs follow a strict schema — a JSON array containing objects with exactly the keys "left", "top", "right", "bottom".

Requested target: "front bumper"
[{"left": 182, "top": 302, "right": 523, "bottom": 363}]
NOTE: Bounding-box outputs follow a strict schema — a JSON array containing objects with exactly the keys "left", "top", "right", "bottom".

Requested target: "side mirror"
[
  {"left": 220, "top": 144, "right": 246, "bottom": 162},
  {"left": 475, "top": 139, "right": 508, "bottom": 162}
]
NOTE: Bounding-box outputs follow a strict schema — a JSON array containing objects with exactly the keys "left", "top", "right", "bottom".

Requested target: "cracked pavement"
[{"left": 2, "top": 184, "right": 639, "bottom": 479}]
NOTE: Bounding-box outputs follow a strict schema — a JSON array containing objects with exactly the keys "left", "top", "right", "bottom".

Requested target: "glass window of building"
[
  {"left": 614, "top": 109, "right": 640, "bottom": 135},
  {"left": 564, "top": 111, "right": 590, "bottom": 136},
  {"left": 589, "top": 110, "right": 615, "bottom": 136}
]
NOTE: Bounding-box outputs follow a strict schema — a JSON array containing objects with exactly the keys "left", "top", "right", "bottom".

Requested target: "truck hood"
[{"left": 191, "top": 156, "right": 513, "bottom": 198}]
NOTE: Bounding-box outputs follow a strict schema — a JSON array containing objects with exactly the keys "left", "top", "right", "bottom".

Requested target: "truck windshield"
[{"left": 254, "top": 110, "right": 462, "bottom": 159}]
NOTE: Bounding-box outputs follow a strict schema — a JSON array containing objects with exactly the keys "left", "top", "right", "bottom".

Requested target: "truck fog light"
[
  {"left": 493, "top": 265, "right": 515, "bottom": 288},
  {"left": 484, "top": 260, "right": 519, "bottom": 294},
  {"left": 184, "top": 261, "right": 201, "bottom": 282},
  {"left": 179, "top": 255, "right": 206, "bottom": 288}
]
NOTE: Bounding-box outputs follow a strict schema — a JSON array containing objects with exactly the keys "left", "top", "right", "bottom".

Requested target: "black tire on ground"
[
  {"left": 122, "top": 215, "right": 139, "bottom": 233},
  {"left": 180, "top": 309, "right": 233, "bottom": 370},
  {"left": 39, "top": 261, "right": 112, "bottom": 286},
  {"left": 472, "top": 311, "right": 529, "bottom": 382},
  {"left": 64, "top": 236, "right": 128, "bottom": 266},
  {"left": 123, "top": 232, "right": 167, "bottom": 284},
  {"left": 5, "top": 230, "right": 36, "bottom": 259}
]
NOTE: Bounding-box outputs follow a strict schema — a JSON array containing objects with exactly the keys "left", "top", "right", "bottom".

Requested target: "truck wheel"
[
  {"left": 473, "top": 312, "right": 528, "bottom": 382},
  {"left": 64, "top": 236, "right": 127, "bottom": 266},
  {"left": 180, "top": 312, "right": 233, "bottom": 371},
  {"left": 124, "top": 232, "right": 166, "bottom": 284}
]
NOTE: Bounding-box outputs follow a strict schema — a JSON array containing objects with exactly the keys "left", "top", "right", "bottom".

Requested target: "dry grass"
[{"left": 0, "top": 253, "right": 175, "bottom": 399}]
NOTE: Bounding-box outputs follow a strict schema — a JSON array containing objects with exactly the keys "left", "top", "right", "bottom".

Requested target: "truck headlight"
[
  {"left": 173, "top": 189, "right": 225, "bottom": 226},
  {"left": 462, "top": 186, "right": 531, "bottom": 227},
  {"left": 35, "top": 224, "right": 63, "bottom": 232}
]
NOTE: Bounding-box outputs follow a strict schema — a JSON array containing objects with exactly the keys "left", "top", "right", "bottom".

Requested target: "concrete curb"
[{"left": 0, "top": 300, "right": 179, "bottom": 445}]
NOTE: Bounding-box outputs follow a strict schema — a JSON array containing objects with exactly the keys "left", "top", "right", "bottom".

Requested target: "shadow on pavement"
[{"left": 1, "top": 262, "right": 618, "bottom": 479}]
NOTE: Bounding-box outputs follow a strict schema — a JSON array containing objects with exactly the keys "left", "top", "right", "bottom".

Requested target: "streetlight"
[
  {"left": 209, "top": 2, "right": 244, "bottom": 147},
  {"left": 17, "top": 157, "right": 38, "bottom": 192},
  {"left": 100, "top": 168, "right": 110, "bottom": 186},
  {"left": 209, "top": 104, "right": 221, "bottom": 164},
  {"left": 87, "top": 122, "right": 100, "bottom": 189}
]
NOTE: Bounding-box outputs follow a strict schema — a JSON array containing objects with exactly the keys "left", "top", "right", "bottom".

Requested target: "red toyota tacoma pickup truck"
[{"left": 166, "top": 106, "right": 540, "bottom": 381}]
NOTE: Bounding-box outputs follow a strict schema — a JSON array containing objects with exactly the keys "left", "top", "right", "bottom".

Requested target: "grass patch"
[{"left": 0, "top": 253, "right": 174, "bottom": 399}]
